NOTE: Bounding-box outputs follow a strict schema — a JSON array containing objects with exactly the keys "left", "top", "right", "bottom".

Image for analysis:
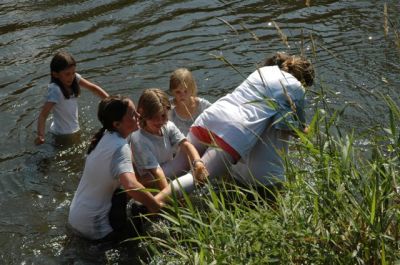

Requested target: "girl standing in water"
[{"left": 35, "top": 51, "right": 108, "bottom": 145}]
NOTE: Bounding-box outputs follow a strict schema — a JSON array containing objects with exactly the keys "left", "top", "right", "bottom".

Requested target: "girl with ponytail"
[
  {"left": 68, "top": 95, "right": 169, "bottom": 241},
  {"left": 188, "top": 52, "right": 314, "bottom": 198}
]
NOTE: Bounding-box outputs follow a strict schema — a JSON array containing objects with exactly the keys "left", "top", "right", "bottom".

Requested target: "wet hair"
[
  {"left": 264, "top": 52, "right": 315, "bottom": 87},
  {"left": 50, "top": 51, "right": 80, "bottom": 99},
  {"left": 87, "top": 95, "right": 131, "bottom": 154},
  {"left": 263, "top": 52, "right": 292, "bottom": 68},
  {"left": 169, "top": 68, "right": 198, "bottom": 96},
  {"left": 137, "top": 88, "right": 171, "bottom": 128}
]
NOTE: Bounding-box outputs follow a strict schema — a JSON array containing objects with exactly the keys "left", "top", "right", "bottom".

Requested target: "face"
[
  {"left": 171, "top": 84, "right": 191, "bottom": 102},
  {"left": 115, "top": 100, "right": 140, "bottom": 138},
  {"left": 52, "top": 66, "right": 76, "bottom": 88},
  {"left": 144, "top": 108, "right": 168, "bottom": 135}
]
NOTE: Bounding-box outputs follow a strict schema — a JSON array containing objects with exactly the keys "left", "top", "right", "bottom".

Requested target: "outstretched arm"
[
  {"left": 147, "top": 167, "right": 169, "bottom": 191},
  {"left": 119, "top": 172, "right": 163, "bottom": 213},
  {"left": 179, "top": 139, "right": 208, "bottom": 183},
  {"left": 35, "top": 102, "right": 55, "bottom": 145},
  {"left": 79, "top": 77, "right": 109, "bottom": 99}
]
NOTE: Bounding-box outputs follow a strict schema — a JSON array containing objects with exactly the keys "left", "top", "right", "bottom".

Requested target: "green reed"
[
  {"left": 130, "top": 4, "right": 400, "bottom": 263},
  {"left": 133, "top": 91, "right": 399, "bottom": 264}
]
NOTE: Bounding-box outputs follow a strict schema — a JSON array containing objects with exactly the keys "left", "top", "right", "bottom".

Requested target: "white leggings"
[
  {"left": 187, "top": 131, "right": 235, "bottom": 179},
  {"left": 165, "top": 131, "right": 235, "bottom": 196}
]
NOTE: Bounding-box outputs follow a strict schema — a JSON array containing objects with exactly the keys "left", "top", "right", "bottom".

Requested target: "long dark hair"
[
  {"left": 50, "top": 51, "right": 80, "bottom": 99},
  {"left": 87, "top": 95, "right": 131, "bottom": 154}
]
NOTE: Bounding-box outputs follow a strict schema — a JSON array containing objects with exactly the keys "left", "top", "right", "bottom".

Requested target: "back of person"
[{"left": 193, "top": 65, "right": 305, "bottom": 158}]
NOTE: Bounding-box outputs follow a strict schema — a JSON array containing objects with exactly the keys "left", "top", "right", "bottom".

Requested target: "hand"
[
  {"left": 35, "top": 136, "right": 45, "bottom": 145},
  {"left": 147, "top": 200, "right": 162, "bottom": 213},
  {"left": 193, "top": 162, "right": 209, "bottom": 185}
]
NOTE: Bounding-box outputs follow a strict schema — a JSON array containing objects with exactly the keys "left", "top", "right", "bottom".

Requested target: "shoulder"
[
  {"left": 114, "top": 143, "right": 132, "bottom": 159},
  {"left": 105, "top": 131, "right": 126, "bottom": 145},
  {"left": 48, "top": 82, "right": 61, "bottom": 92},
  {"left": 75, "top": 73, "right": 82, "bottom": 82},
  {"left": 165, "top": 120, "right": 180, "bottom": 131},
  {"left": 197, "top": 97, "right": 212, "bottom": 108},
  {"left": 129, "top": 129, "right": 154, "bottom": 147},
  {"left": 129, "top": 129, "right": 147, "bottom": 141},
  {"left": 46, "top": 83, "right": 63, "bottom": 101}
]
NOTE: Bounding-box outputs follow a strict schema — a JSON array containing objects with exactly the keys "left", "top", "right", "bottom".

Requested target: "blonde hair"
[
  {"left": 137, "top": 88, "right": 171, "bottom": 127},
  {"left": 169, "top": 68, "right": 198, "bottom": 96}
]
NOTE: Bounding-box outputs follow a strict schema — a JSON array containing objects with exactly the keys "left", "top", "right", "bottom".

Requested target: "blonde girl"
[
  {"left": 128, "top": 88, "right": 208, "bottom": 196},
  {"left": 168, "top": 68, "right": 211, "bottom": 136},
  {"left": 35, "top": 51, "right": 109, "bottom": 145}
]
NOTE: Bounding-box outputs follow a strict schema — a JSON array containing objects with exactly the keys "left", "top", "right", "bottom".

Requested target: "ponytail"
[
  {"left": 281, "top": 56, "right": 314, "bottom": 87},
  {"left": 87, "top": 95, "right": 131, "bottom": 154},
  {"left": 87, "top": 127, "right": 106, "bottom": 154},
  {"left": 264, "top": 52, "right": 314, "bottom": 87}
]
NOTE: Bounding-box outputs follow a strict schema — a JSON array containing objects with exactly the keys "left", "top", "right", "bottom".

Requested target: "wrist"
[{"left": 192, "top": 159, "right": 204, "bottom": 167}]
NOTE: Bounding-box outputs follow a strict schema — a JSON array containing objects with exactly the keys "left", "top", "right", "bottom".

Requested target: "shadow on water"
[{"left": 59, "top": 232, "right": 149, "bottom": 264}]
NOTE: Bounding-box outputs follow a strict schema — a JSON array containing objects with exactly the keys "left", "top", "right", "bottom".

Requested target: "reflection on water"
[{"left": 0, "top": 0, "right": 399, "bottom": 263}]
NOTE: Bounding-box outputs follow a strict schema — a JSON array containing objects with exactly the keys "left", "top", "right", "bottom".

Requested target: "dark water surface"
[{"left": 1, "top": 0, "right": 399, "bottom": 263}]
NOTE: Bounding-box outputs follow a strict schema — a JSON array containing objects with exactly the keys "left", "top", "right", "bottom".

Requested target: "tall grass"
[
  {"left": 134, "top": 92, "right": 399, "bottom": 264},
  {"left": 131, "top": 4, "right": 400, "bottom": 263}
]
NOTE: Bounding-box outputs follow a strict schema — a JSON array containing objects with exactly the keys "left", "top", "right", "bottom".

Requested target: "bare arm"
[
  {"left": 35, "top": 102, "right": 55, "bottom": 145},
  {"left": 119, "top": 172, "right": 163, "bottom": 213},
  {"left": 147, "top": 167, "right": 169, "bottom": 191},
  {"left": 179, "top": 139, "right": 208, "bottom": 183},
  {"left": 179, "top": 139, "right": 200, "bottom": 164},
  {"left": 79, "top": 77, "right": 109, "bottom": 99}
]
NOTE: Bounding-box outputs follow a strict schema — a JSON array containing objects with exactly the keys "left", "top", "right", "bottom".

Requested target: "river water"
[{"left": 0, "top": 0, "right": 399, "bottom": 264}]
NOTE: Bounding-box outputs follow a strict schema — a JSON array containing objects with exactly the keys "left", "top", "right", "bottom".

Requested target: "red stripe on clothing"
[{"left": 190, "top": 126, "right": 241, "bottom": 162}]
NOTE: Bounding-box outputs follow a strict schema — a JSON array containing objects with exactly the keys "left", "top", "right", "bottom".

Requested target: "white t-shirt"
[
  {"left": 169, "top": 97, "right": 211, "bottom": 136},
  {"left": 68, "top": 131, "right": 134, "bottom": 240},
  {"left": 128, "top": 121, "right": 185, "bottom": 177},
  {"left": 46, "top": 73, "right": 82, "bottom": 135},
  {"left": 192, "top": 66, "right": 305, "bottom": 158}
]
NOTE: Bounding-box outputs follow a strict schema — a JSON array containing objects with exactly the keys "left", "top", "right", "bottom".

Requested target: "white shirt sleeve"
[{"left": 111, "top": 144, "right": 134, "bottom": 179}]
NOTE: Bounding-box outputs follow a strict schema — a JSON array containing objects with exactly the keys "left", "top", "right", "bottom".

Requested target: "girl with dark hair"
[
  {"left": 68, "top": 95, "right": 169, "bottom": 241},
  {"left": 35, "top": 51, "right": 108, "bottom": 145}
]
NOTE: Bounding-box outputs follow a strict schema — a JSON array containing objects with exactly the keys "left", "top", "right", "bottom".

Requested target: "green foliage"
[
  {"left": 132, "top": 94, "right": 400, "bottom": 264},
  {"left": 130, "top": 10, "right": 400, "bottom": 262}
]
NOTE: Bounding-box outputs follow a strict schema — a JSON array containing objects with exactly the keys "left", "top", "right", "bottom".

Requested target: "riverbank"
[{"left": 139, "top": 94, "right": 400, "bottom": 264}]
